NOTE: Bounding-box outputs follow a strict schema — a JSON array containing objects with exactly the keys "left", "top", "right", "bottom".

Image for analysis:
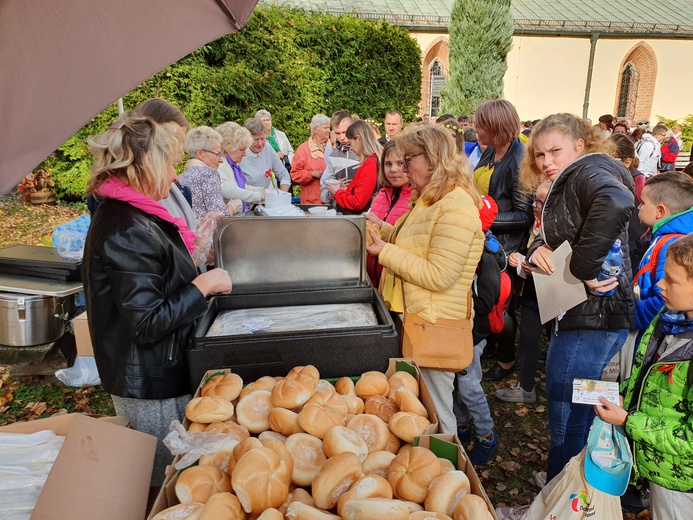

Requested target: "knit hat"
[{"left": 478, "top": 195, "right": 498, "bottom": 232}]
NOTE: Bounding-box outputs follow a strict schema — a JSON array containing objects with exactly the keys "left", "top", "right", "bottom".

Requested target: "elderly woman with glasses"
[
  {"left": 291, "top": 114, "right": 331, "bottom": 204},
  {"left": 240, "top": 117, "right": 291, "bottom": 192},
  {"left": 179, "top": 126, "right": 235, "bottom": 220}
]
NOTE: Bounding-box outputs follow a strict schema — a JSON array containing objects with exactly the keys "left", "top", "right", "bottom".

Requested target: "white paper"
[
  {"left": 514, "top": 252, "right": 527, "bottom": 280},
  {"left": 572, "top": 378, "right": 620, "bottom": 405}
]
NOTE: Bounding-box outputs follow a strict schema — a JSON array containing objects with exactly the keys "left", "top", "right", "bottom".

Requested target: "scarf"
[
  {"left": 226, "top": 154, "right": 247, "bottom": 212},
  {"left": 97, "top": 177, "right": 196, "bottom": 254},
  {"left": 308, "top": 138, "right": 326, "bottom": 159},
  {"left": 267, "top": 127, "right": 280, "bottom": 154},
  {"left": 659, "top": 311, "right": 693, "bottom": 335}
]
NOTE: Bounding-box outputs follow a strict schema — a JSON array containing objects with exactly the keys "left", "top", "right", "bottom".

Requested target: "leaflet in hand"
[{"left": 571, "top": 378, "right": 620, "bottom": 405}]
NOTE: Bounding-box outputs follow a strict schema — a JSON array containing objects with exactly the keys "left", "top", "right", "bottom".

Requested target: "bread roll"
[
  {"left": 285, "top": 501, "right": 341, "bottom": 520},
  {"left": 365, "top": 220, "right": 380, "bottom": 247},
  {"left": 452, "top": 494, "right": 493, "bottom": 520},
  {"left": 239, "top": 376, "right": 278, "bottom": 400},
  {"left": 186, "top": 396, "right": 234, "bottom": 423},
  {"left": 341, "top": 498, "right": 410, "bottom": 520},
  {"left": 272, "top": 366, "right": 320, "bottom": 409},
  {"left": 188, "top": 422, "right": 207, "bottom": 433},
  {"left": 290, "top": 487, "right": 315, "bottom": 507},
  {"left": 401, "top": 501, "right": 425, "bottom": 513},
  {"left": 409, "top": 512, "right": 453, "bottom": 520},
  {"left": 388, "top": 371, "right": 419, "bottom": 399},
  {"left": 323, "top": 426, "right": 369, "bottom": 462},
  {"left": 322, "top": 393, "right": 349, "bottom": 419},
  {"left": 261, "top": 435, "right": 295, "bottom": 479},
  {"left": 388, "top": 447, "right": 442, "bottom": 503},
  {"left": 439, "top": 458, "right": 456, "bottom": 473},
  {"left": 297, "top": 402, "right": 345, "bottom": 439},
  {"left": 335, "top": 376, "right": 356, "bottom": 396},
  {"left": 232, "top": 447, "right": 291, "bottom": 514},
  {"left": 394, "top": 387, "right": 428, "bottom": 418},
  {"left": 198, "top": 448, "right": 237, "bottom": 474},
  {"left": 229, "top": 437, "right": 263, "bottom": 474},
  {"left": 336, "top": 474, "right": 393, "bottom": 516},
  {"left": 151, "top": 502, "right": 204, "bottom": 520},
  {"left": 354, "top": 371, "right": 389, "bottom": 399},
  {"left": 204, "top": 420, "right": 250, "bottom": 441},
  {"left": 199, "top": 492, "right": 246, "bottom": 520},
  {"left": 424, "top": 471, "right": 471, "bottom": 517},
  {"left": 176, "top": 465, "right": 232, "bottom": 504},
  {"left": 362, "top": 450, "right": 396, "bottom": 478},
  {"left": 202, "top": 373, "right": 243, "bottom": 401},
  {"left": 255, "top": 509, "right": 283, "bottom": 520},
  {"left": 312, "top": 379, "right": 336, "bottom": 401},
  {"left": 236, "top": 389, "right": 273, "bottom": 433},
  {"left": 364, "top": 395, "right": 399, "bottom": 423},
  {"left": 342, "top": 395, "right": 365, "bottom": 415},
  {"left": 259, "top": 430, "right": 287, "bottom": 443},
  {"left": 346, "top": 414, "right": 390, "bottom": 453},
  {"left": 388, "top": 412, "right": 431, "bottom": 444},
  {"left": 387, "top": 431, "right": 402, "bottom": 454},
  {"left": 284, "top": 433, "right": 327, "bottom": 487},
  {"left": 311, "top": 452, "right": 363, "bottom": 510},
  {"left": 398, "top": 443, "right": 414, "bottom": 455}
]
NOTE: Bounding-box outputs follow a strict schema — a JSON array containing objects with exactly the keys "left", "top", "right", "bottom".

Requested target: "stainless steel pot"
[{"left": 0, "top": 291, "right": 74, "bottom": 347}]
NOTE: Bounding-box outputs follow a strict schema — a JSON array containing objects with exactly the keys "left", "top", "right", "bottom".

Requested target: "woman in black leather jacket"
[
  {"left": 83, "top": 113, "right": 232, "bottom": 488},
  {"left": 520, "top": 113, "right": 635, "bottom": 483}
]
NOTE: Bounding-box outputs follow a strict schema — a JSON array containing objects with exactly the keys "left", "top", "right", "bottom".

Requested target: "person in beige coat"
[{"left": 366, "top": 123, "right": 485, "bottom": 434}]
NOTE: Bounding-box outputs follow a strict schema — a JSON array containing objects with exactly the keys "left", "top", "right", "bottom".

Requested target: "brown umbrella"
[{"left": 0, "top": 0, "right": 259, "bottom": 195}]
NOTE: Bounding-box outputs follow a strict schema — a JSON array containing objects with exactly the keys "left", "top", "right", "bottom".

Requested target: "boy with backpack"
[
  {"left": 596, "top": 233, "right": 693, "bottom": 520},
  {"left": 453, "top": 195, "right": 506, "bottom": 465}
]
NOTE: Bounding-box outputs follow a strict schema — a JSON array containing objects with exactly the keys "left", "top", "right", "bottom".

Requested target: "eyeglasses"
[
  {"left": 202, "top": 149, "right": 223, "bottom": 159},
  {"left": 403, "top": 153, "right": 424, "bottom": 167}
]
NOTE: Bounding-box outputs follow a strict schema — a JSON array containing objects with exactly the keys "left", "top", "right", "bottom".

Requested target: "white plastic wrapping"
[
  {"left": 163, "top": 421, "right": 240, "bottom": 470},
  {"left": 54, "top": 356, "right": 101, "bottom": 387},
  {"left": 206, "top": 302, "right": 378, "bottom": 337},
  {"left": 192, "top": 212, "right": 224, "bottom": 267}
]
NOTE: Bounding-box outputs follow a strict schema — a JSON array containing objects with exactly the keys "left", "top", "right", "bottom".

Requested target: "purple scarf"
[{"left": 226, "top": 154, "right": 247, "bottom": 212}]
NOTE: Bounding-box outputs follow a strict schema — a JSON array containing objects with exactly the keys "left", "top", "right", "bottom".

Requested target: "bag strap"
[{"left": 633, "top": 233, "right": 684, "bottom": 286}]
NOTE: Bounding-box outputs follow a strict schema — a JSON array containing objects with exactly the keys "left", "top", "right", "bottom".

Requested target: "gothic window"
[
  {"left": 429, "top": 60, "right": 446, "bottom": 118},
  {"left": 616, "top": 62, "right": 639, "bottom": 119}
]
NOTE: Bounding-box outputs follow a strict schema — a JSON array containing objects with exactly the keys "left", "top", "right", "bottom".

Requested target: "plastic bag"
[
  {"left": 54, "top": 356, "right": 101, "bottom": 387},
  {"left": 52, "top": 214, "right": 90, "bottom": 260},
  {"left": 163, "top": 421, "right": 240, "bottom": 470},
  {"left": 192, "top": 212, "right": 224, "bottom": 267}
]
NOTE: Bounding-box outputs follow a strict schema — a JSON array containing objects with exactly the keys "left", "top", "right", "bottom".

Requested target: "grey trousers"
[
  {"left": 111, "top": 394, "right": 191, "bottom": 487},
  {"left": 420, "top": 367, "right": 457, "bottom": 434},
  {"left": 453, "top": 340, "right": 494, "bottom": 438},
  {"left": 650, "top": 482, "right": 693, "bottom": 520}
]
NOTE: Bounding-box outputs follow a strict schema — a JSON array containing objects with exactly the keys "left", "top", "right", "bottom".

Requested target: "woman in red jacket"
[
  {"left": 366, "top": 140, "right": 413, "bottom": 286},
  {"left": 326, "top": 119, "right": 382, "bottom": 214}
]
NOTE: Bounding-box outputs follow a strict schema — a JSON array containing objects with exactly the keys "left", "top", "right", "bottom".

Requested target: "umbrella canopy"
[{"left": 0, "top": 0, "right": 259, "bottom": 195}]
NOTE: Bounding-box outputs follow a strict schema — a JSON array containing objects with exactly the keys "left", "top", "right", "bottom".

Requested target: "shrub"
[{"left": 656, "top": 115, "right": 693, "bottom": 153}]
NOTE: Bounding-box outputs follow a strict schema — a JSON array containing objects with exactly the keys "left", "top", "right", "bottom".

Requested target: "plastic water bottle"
[{"left": 597, "top": 239, "right": 622, "bottom": 296}]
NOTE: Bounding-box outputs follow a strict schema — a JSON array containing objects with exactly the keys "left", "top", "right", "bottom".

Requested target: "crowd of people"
[{"left": 81, "top": 97, "right": 693, "bottom": 518}]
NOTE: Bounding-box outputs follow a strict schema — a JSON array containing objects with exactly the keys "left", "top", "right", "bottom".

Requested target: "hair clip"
[
  {"left": 443, "top": 123, "right": 462, "bottom": 134},
  {"left": 109, "top": 119, "right": 125, "bottom": 130}
]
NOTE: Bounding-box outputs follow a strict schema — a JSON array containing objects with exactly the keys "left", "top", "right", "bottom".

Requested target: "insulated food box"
[{"left": 188, "top": 216, "right": 398, "bottom": 386}]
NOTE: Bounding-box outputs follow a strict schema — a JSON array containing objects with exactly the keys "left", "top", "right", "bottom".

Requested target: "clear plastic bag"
[
  {"left": 163, "top": 421, "right": 240, "bottom": 470},
  {"left": 192, "top": 212, "right": 224, "bottom": 267},
  {"left": 55, "top": 356, "right": 101, "bottom": 387},
  {"left": 52, "top": 214, "right": 90, "bottom": 260}
]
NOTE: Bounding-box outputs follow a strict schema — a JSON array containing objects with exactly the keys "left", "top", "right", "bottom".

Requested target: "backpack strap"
[{"left": 633, "top": 233, "right": 685, "bottom": 286}]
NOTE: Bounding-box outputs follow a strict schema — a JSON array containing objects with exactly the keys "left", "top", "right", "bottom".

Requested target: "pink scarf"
[{"left": 97, "top": 177, "right": 196, "bottom": 254}]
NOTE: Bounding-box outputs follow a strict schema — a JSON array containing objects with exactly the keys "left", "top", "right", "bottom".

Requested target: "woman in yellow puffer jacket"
[{"left": 366, "top": 123, "right": 485, "bottom": 433}]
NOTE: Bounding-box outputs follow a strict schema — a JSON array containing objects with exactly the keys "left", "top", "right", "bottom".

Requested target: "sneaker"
[
  {"left": 495, "top": 382, "right": 536, "bottom": 403},
  {"left": 482, "top": 363, "right": 515, "bottom": 382},
  {"left": 534, "top": 471, "right": 547, "bottom": 489},
  {"left": 457, "top": 424, "right": 472, "bottom": 445},
  {"left": 620, "top": 483, "right": 650, "bottom": 512},
  {"left": 468, "top": 432, "right": 499, "bottom": 466},
  {"left": 539, "top": 381, "right": 547, "bottom": 392}
]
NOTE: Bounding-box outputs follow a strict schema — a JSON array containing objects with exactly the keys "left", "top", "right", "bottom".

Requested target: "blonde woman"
[
  {"left": 365, "top": 123, "right": 485, "bottom": 435},
  {"left": 325, "top": 119, "right": 382, "bottom": 214}
]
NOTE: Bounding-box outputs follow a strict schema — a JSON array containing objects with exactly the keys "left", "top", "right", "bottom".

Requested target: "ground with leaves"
[{"left": 0, "top": 194, "right": 648, "bottom": 518}]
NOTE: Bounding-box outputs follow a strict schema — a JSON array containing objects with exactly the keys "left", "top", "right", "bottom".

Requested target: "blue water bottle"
[{"left": 597, "top": 239, "right": 622, "bottom": 296}]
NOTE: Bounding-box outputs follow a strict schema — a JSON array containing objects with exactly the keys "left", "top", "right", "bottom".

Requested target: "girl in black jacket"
[{"left": 519, "top": 113, "right": 636, "bottom": 483}]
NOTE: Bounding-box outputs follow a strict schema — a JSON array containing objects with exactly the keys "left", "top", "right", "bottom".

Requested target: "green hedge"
[{"left": 39, "top": 5, "right": 422, "bottom": 201}]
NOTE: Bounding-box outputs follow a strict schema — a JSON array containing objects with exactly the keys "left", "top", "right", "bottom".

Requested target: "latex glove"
[
  {"left": 192, "top": 212, "right": 224, "bottom": 267},
  {"left": 227, "top": 199, "right": 243, "bottom": 215}
]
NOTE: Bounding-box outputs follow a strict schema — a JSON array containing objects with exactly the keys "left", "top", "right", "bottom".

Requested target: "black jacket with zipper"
[
  {"left": 83, "top": 199, "right": 209, "bottom": 399},
  {"left": 527, "top": 153, "right": 636, "bottom": 331}
]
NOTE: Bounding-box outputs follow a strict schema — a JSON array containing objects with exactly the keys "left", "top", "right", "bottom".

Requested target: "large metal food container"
[
  {"left": 188, "top": 216, "right": 399, "bottom": 386},
  {"left": 0, "top": 291, "right": 74, "bottom": 346}
]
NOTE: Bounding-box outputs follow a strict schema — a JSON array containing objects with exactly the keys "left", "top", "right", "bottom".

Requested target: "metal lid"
[{"left": 214, "top": 216, "right": 368, "bottom": 294}]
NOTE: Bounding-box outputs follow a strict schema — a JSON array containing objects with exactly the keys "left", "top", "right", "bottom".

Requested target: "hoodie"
[{"left": 636, "top": 133, "right": 661, "bottom": 178}]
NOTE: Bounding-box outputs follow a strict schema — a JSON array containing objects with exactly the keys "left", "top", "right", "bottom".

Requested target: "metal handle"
[{"left": 17, "top": 297, "right": 26, "bottom": 321}]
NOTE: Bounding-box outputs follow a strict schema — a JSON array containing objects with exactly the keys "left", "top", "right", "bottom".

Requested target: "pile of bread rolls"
[{"left": 152, "top": 366, "right": 494, "bottom": 520}]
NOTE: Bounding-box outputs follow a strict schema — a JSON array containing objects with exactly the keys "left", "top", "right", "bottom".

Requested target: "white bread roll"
[
  {"left": 186, "top": 396, "right": 234, "bottom": 423},
  {"left": 362, "top": 450, "right": 397, "bottom": 478},
  {"left": 272, "top": 366, "right": 320, "bottom": 408},
  {"left": 311, "top": 379, "right": 336, "bottom": 401},
  {"left": 198, "top": 448, "right": 237, "bottom": 474},
  {"left": 284, "top": 433, "right": 327, "bottom": 487},
  {"left": 346, "top": 414, "right": 390, "bottom": 452},
  {"left": 236, "top": 389, "right": 273, "bottom": 434},
  {"left": 402, "top": 501, "right": 425, "bottom": 513},
  {"left": 311, "top": 452, "right": 363, "bottom": 510},
  {"left": 424, "top": 471, "right": 471, "bottom": 517},
  {"left": 388, "top": 447, "right": 442, "bottom": 503},
  {"left": 232, "top": 447, "right": 291, "bottom": 514},
  {"left": 388, "top": 371, "right": 419, "bottom": 399},
  {"left": 285, "top": 502, "right": 341, "bottom": 520},
  {"left": 354, "top": 371, "right": 390, "bottom": 399},
  {"left": 388, "top": 412, "right": 431, "bottom": 444},
  {"left": 342, "top": 395, "right": 365, "bottom": 415},
  {"left": 256, "top": 509, "right": 283, "bottom": 520},
  {"left": 394, "top": 387, "right": 428, "bottom": 418},
  {"left": 239, "top": 376, "right": 278, "bottom": 400},
  {"left": 261, "top": 435, "right": 295, "bottom": 479},
  {"left": 341, "top": 498, "right": 410, "bottom": 520},
  {"left": 439, "top": 458, "right": 456, "bottom": 473},
  {"left": 199, "top": 492, "right": 246, "bottom": 520},
  {"left": 204, "top": 420, "right": 250, "bottom": 441},
  {"left": 259, "top": 430, "right": 288, "bottom": 443},
  {"left": 202, "top": 373, "right": 243, "bottom": 401},
  {"left": 151, "top": 502, "right": 204, "bottom": 520},
  {"left": 334, "top": 376, "right": 356, "bottom": 396},
  {"left": 336, "top": 474, "right": 393, "bottom": 516},
  {"left": 453, "top": 494, "right": 493, "bottom": 520},
  {"left": 176, "top": 465, "right": 232, "bottom": 504},
  {"left": 323, "top": 426, "right": 369, "bottom": 461},
  {"left": 188, "top": 422, "right": 207, "bottom": 433},
  {"left": 229, "top": 438, "right": 263, "bottom": 475},
  {"left": 387, "top": 431, "right": 402, "bottom": 454},
  {"left": 398, "top": 443, "right": 414, "bottom": 455},
  {"left": 409, "top": 512, "right": 453, "bottom": 520},
  {"left": 296, "top": 402, "right": 345, "bottom": 439},
  {"left": 364, "top": 395, "right": 399, "bottom": 423},
  {"left": 321, "top": 393, "right": 349, "bottom": 420}
]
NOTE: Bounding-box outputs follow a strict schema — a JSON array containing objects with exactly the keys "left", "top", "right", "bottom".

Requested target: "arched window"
[
  {"left": 616, "top": 62, "right": 639, "bottom": 119},
  {"left": 429, "top": 60, "right": 446, "bottom": 118}
]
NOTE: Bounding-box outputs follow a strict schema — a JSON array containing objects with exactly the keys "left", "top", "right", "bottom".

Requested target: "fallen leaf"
[
  {"left": 509, "top": 488, "right": 519, "bottom": 496},
  {"left": 535, "top": 405, "right": 546, "bottom": 413},
  {"left": 499, "top": 461, "right": 521, "bottom": 472},
  {"left": 496, "top": 483, "right": 507, "bottom": 491}
]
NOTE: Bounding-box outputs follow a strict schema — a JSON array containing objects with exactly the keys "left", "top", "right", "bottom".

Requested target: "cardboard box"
[
  {"left": 417, "top": 434, "right": 498, "bottom": 520},
  {"left": 72, "top": 311, "right": 94, "bottom": 357},
  {"left": 0, "top": 414, "right": 157, "bottom": 520}
]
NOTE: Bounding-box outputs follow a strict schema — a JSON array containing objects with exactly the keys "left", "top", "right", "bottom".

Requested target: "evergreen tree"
[{"left": 440, "top": 0, "right": 514, "bottom": 116}]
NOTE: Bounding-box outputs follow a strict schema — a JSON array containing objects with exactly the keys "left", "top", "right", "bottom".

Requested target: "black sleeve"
[{"left": 473, "top": 254, "right": 501, "bottom": 334}]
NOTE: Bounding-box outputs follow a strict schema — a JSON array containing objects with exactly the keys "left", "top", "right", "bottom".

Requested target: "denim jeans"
[
  {"left": 453, "top": 340, "right": 494, "bottom": 438},
  {"left": 545, "top": 328, "right": 628, "bottom": 481}
]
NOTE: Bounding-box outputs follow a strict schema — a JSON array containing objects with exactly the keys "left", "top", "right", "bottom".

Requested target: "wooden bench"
[{"left": 676, "top": 151, "right": 691, "bottom": 171}]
